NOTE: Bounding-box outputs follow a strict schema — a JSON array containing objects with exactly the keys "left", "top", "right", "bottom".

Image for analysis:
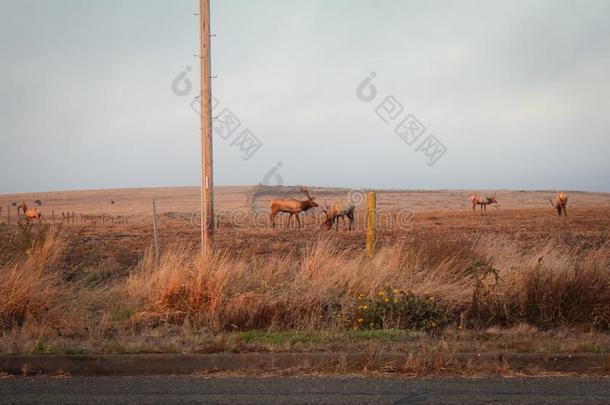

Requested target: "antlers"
[
  {"left": 300, "top": 187, "right": 314, "bottom": 200},
  {"left": 321, "top": 202, "right": 331, "bottom": 218}
]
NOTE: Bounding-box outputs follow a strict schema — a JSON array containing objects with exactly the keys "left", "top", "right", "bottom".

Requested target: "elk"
[
  {"left": 321, "top": 201, "right": 355, "bottom": 231},
  {"left": 470, "top": 194, "right": 497, "bottom": 215},
  {"left": 17, "top": 201, "right": 43, "bottom": 222},
  {"left": 270, "top": 187, "right": 318, "bottom": 228},
  {"left": 548, "top": 192, "right": 568, "bottom": 217}
]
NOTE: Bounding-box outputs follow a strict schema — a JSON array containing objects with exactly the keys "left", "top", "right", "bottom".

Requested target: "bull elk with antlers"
[
  {"left": 549, "top": 192, "right": 568, "bottom": 216},
  {"left": 270, "top": 187, "right": 318, "bottom": 228},
  {"left": 17, "top": 201, "right": 43, "bottom": 222},
  {"left": 321, "top": 201, "right": 355, "bottom": 231},
  {"left": 470, "top": 194, "right": 497, "bottom": 215}
]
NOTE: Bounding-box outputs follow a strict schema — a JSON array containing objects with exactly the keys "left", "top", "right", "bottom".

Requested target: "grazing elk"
[
  {"left": 470, "top": 194, "right": 497, "bottom": 215},
  {"left": 17, "top": 201, "right": 43, "bottom": 222},
  {"left": 321, "top": 201, "right": 355, "bottom": 231},
  {"left": 270, "top": 187, "right": 318, "bottom": 228},
  {"left": 548, "top": 192, "right": 568, "bottom": 217}
]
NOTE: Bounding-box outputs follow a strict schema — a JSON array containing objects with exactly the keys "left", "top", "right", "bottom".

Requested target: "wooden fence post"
[
  {"left": 152, "top": 196, "right": 160, "bottom": 262},
  {"left": 366, "top": 191, "right": 377, "bottom": 258},
  {"left": 52, "top": 210, "right": 55, "bottom": 224},
  {"left": 7, "top": 205, "right": 10, "bottom": 225}
]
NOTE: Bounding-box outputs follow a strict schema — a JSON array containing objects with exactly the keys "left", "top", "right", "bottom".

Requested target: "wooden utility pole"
[
  {"left": 199, "top": 0, "right": 214, "bottom": 255},
  {"left": 366, "top": 192, "right": 377, "bottom": 257}
]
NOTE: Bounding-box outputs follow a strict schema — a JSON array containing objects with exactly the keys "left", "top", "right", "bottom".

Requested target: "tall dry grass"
[
  {"left": 123, "top": 235, "right": 610, "bottom": 331},
  {"left": 122, "top": 237, "right": 474, "bottom": 331},
  {"left": 0, "top": 228, "right": 69, "bottom": 328},
  {"left": 471, "top": 237, "right": 610, "bottom": 328},
  {"left": 1, "top": 230, "right": 608, "bottom": 336}
]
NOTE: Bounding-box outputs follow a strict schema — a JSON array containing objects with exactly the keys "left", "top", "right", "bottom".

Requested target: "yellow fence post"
[
  {"left": 366, "top": 191, "right": 376, "bottom": 257},
  {"left": 152, "top": 196, "right": 160, "bottom": 263}
]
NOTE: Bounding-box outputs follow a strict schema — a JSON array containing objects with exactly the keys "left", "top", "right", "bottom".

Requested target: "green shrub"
[{"left": 353, "top": 288, "right": 450, "bottom": 331}]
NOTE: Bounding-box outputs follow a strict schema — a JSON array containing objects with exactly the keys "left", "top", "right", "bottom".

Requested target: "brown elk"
[
  {"left": 470, "top": 194, "right": 497, "bottom": 215},
  {"left": 321, "top": 201, "right": 355, "bottom": 231},
  {"left": 17, "top": 201, "right": 43, "bottom": 222},
  {"left": 270, "top": 187, "right": 318, "bottom": 228},
  {"left": 548, "top": 192, "right": 568, "bottom": 216}
]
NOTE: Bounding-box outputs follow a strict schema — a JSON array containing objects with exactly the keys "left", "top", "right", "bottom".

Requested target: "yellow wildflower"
[
  {"left": 363, "top": 305, "right": 368, "bottom": 309},
  {"left": 357, "top": 318, "right": 364, "bottom": 323},
  {"left": 384, "top": 298, "right": 389, "bottom": 302}
]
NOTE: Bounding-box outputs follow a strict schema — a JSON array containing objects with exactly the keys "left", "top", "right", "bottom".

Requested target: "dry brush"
[{"left": 1, "top": 230, "right": 609, "bottom": 344}]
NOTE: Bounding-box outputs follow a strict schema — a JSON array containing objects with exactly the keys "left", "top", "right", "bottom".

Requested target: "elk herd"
[
  {"left": 267, "top": 189, "right": 570, "bottom": 231},
  {"left": 5, "top": 190, "right": 570, "bottom": 229},
  {"left": 269, "top": 188, "right": 356, "bottom": 231},
  {"left": 469, "top": 192, "right": 568, "bottom": 217}
]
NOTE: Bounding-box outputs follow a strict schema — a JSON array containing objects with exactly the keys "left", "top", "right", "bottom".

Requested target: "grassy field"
[{"left": 0, "top": 185, "right": 609, "bottom": 355}]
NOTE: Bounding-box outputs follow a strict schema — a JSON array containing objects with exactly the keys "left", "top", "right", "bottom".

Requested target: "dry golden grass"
[
  {"left": 0, "top": 228, "right": 67, "bottom": 328},
  {"left": 1, "top": 229, "right": 608, "bottom": 338},
  {"left": 122, "top": 238, "right": 464, "bottom": 331},
  {"left": 471, "top": 237, "right": 610, "bottom": 328},
  {"left": 115, "top": 235, "right": 610, "bottom": 333}
]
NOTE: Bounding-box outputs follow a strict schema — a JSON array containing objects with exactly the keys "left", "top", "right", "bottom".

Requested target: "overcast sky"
[{"left": 1, "top": 0, "right": 609, "bottom": 193}]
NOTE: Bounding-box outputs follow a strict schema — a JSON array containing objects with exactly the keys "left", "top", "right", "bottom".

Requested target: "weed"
[{"left": 353, "top": 288, "right": 451, "bottom": 331}]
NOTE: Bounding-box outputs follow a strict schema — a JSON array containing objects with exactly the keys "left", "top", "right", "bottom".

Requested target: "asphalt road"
[{"left": 2, "top": 376, "right": 610, "bottom": 404}]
